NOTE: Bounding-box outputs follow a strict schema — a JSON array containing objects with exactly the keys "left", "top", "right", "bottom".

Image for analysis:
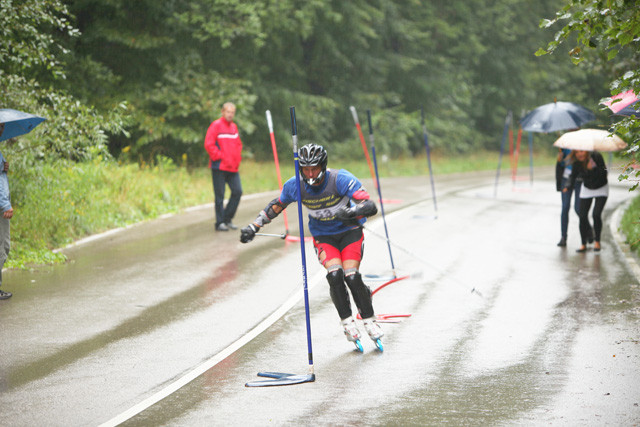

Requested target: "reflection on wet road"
[{"left": 1, "top": 170, "right": 638, "bottom": 426}]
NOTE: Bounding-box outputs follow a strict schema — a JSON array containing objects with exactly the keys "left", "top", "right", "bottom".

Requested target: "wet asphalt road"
[{"left": 1, "top": 168, "right": 639, "bottom": 426}]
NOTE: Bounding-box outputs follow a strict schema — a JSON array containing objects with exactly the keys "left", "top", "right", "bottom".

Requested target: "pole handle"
[{"left": 366, "top": 109, "right": 373, "bottom": 135}]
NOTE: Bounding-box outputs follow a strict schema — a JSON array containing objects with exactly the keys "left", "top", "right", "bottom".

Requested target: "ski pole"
[
  {"left": 266, "top": 110, "right": 290, "bottom": 233},
  {"left": 350, "top": 106, "right": 377, "bottom": 188},
  {"left": 290, "top": 106, "right": 314, "bottom": 376},
  {"left": 255, "top": 232, "right": 287, "bottom": 239},
  {"left": 421, "top": 106, "right": 438, "bottom": 216},
  {"left": 366, "top": 110, "right": 397, "bottom": 277}
]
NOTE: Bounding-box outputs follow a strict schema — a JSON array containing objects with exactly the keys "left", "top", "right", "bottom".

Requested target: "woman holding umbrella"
[
  {"left": 556, "top": 148, "right": 592, "bottom": 247},
  {"left": 563, "top": 150, "right": 608, "bottom": 252},
  {"left": 555, "top": 129, "right": 627, "bottom": 252}
]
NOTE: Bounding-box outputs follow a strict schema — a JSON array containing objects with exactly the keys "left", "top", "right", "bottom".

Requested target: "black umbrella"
[{"left": 519, "top": 101, "right": 595, "bottom": 133}]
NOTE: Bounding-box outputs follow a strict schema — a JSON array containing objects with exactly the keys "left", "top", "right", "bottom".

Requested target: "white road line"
[
  {"left": 98, "top": 267, "right": 326, "bottom": 427},
  {"left": 98, "top": 211, "right": 395, "bottom": 426}
]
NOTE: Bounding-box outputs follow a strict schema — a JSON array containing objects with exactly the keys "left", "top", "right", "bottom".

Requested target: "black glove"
[
  {"left": 335, "top": 200, "right": 377, "bottom": 222},
  {"left": 240, "top": 224, "right": 258, "bottom": 243},
  {"left": 335, "top": 205, "right": 357, "bottom": 221}
]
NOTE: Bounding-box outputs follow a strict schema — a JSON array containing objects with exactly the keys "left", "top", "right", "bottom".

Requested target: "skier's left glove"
[
  {"left": 335, "top": 206, "right": 357, "bottom": 221},
  {"left": 335, "top": 200, "right": 378, "bottom": 221},
  {"left": 240, "top": 224, "right": 259, "bottom": 243}
]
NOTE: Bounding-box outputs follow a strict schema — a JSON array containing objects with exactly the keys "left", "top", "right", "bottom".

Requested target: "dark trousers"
[
  {"left": 578, "top": 196, "right": 607, "bottom": 244},
  {"left": 211, "top": 169, "right": 242, "bottom": 226},
  {"left": 560, "top": 179, "right": 582, "bottom": 239}
]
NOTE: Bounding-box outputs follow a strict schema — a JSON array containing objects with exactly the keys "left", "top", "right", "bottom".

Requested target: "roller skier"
[{"left": 240, "top": 144, "right": 383, "bottom": 351}]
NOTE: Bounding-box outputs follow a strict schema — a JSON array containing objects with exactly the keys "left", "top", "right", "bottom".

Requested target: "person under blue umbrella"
[{"left": 0, "top": 122, "right": 14, "bottom": 300}]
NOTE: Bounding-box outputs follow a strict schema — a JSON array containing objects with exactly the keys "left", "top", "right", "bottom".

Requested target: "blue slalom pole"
[
  {"left": 366, "top": 110, "right": 397, "bottom": 277},
  {"left": 527, "top": 131, "right": 534, "bottom": 185},
  {"left": 290, "top": 106, "right": 315, "bottom": 374},
  {"left": 494, "top": 110, "right": 512, "bottom": 197},
  {"left": 245, "top": 108, "right": 315, "bottom": 387},
  {"left": 421, "top": 106, "right": 438, "bottom": 216}
]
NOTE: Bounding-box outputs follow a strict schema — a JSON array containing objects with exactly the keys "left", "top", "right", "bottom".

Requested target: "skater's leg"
[
  {"left": 326, "top": 265, "right": 352, "bottom": 320},
  {"left": 343, "top": 266, "right": 374, "bottom": 319}
]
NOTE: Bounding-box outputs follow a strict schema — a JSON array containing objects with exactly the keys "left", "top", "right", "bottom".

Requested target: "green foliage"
[
  {"left": 0, "top": 73, "right": 128, "bottom": 163},
  {"left": 48, "top": 0, "right": 596, "bottom": 165},
  {"left": 537, "top": 0, "right": 640, "bottom": 189},
  {"left": 0, "top": 0, "right": 129, "bottom": 165},
  {"left": 620, "top": 194, "right": 640, "bottom": 254},
  {"left": 0, "top": 0, "right": 78, "bottom": 80},
  {"left": 6, "top": 156, "right": 212, "bottom": 268}
]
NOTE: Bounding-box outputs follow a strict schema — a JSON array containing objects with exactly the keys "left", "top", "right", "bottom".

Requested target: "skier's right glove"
[{"left": 240, "top": 224, "right": 259, "bottom": 243}]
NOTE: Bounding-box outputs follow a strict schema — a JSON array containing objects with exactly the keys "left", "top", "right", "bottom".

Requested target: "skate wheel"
[
  {"left": 354, "top": 339, "right": 364, "bottom": 353},
  {"left": 375, "top": 339, "right": 383, "bottom": 352}
]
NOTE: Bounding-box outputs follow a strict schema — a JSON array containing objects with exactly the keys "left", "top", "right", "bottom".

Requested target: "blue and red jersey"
[{"left": 279, "top": 168, "right": 370, "bottom": 236}]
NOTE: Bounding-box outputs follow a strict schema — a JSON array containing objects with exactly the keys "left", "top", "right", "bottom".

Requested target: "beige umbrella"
[{"left": 553, "top": 128, "right": 627, "bottom": 152}]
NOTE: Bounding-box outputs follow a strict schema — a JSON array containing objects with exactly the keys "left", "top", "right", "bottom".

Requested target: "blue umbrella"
[
  {"left": 0, "top": 108, "right": 46, "bottom": 142},
  {"left": 519, "top": 101, "right": 595, "bottom": 133}
]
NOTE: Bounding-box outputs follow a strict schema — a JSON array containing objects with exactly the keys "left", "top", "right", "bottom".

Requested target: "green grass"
[
  {"left": 7, "top": 150, "right": 555, "bottom": 269},
  {"left": 620, "top": 194, "right": 640, "bottom": 256}
]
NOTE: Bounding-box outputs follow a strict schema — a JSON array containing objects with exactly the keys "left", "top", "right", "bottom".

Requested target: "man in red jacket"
[{"left": 204, "top": 102, "right": 243, "bottom": 231}]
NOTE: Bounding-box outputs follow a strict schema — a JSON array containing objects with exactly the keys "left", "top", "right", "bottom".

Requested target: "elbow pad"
[{"left": 254, "top": 198, "right": 286, "bottom": 227}]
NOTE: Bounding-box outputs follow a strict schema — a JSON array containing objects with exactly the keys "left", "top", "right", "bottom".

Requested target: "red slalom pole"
[
  {"left": 512, "top": 126, "right": 523, "bottom": 184},
  {"left": 349, "top": 106, "right": 377, "bottom": 188},
  {"left": 266, "top": 110, "right": 289, "bottom": 234}
]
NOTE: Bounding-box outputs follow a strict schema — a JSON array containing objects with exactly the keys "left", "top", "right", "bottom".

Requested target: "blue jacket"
[{"left": 0, "top": 151, "right": 11, "bottom": 213}]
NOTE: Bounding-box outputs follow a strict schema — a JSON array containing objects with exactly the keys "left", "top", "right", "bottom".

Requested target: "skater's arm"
[
  {"left": 254, "top": 198, "right": 289, "bottom": 227},
  {"left": 240, "top": 197, "right": 289, "bottom": 243},
  {"left": 335, "top": 187, "right": 377, "bottom": 221}
]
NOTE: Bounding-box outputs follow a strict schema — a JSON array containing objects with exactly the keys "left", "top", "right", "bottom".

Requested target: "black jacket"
[{"left": 567, "top": 152, "right": 608, "bottom": 191}]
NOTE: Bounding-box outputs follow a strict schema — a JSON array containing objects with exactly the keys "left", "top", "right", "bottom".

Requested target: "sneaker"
[
  {"left": 0, "top": 289, "right": 12, "bottom": 300},
  {"left": 215, "top": 223, "right": 229, "bottom": 231},
  {"left": 341, "top": 316, "right": 362, "bottom": 342},
  {"left": 225, "top": 222, "right": 238, "bottom": 230},
  {"left": 362, "top": 316, "right": 384, "bottom": 340}
]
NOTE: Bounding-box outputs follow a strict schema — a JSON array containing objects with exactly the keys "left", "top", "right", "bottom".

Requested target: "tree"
[
  {"left": 536, "top": 0, "right": 640, "bottom": 187},
  {"left": 0, "top": 0, "right": 127, "bottom": 164}
]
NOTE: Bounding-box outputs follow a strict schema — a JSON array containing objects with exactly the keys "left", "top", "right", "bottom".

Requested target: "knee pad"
[
  {"left": 344, "top": 271, "right": 374, "bottom": 319},
  {"left": 326, "top": 268, "right": 351, "bottom": 319}
]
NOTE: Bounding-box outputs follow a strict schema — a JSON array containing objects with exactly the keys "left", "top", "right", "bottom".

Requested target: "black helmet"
[{"left": 298, "top": 143, "right": 328, "bottom": 185}]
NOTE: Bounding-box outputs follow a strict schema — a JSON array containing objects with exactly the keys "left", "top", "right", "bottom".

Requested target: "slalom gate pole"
[
  {"left": 508, "top": 125, "right": 515, "bottom": 183},
  {"left": 421, "top": 106, "right": 438, "bottom": 216},
  {"left": 245, "top": 107, "right": 315, "bottom": 387},
  {"left": 493, "top": 110, "right": 512, "bottom": 197},
  {"left": 350, "top": 106, "right": 378, "bottom": 188},
  {"left": 290, "top": 106, "right": 315, "bottom": 375},
  {"left": 528, "top": 131, "right": 534, "bottom": 185},
  {"left": 363, "top": 225, "right": 483, "bottom": 299},
  {"left": 266, "top": 110, "right": 289, "bottom": 233},
  {"left": 366, "top": 110, "right": 397, "bottom": 277},
  {"left": 512, "top": 126, "right": 522, "bottom": 185}
]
